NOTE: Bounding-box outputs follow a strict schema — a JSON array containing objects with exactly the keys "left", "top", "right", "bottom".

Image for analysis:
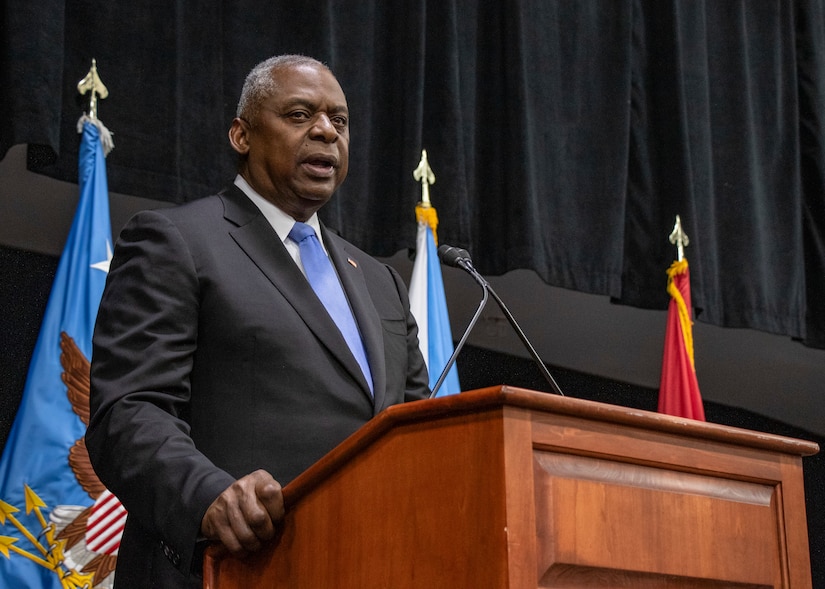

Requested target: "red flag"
[{"left": 658, "top": 259, "right": 705, "bottom": 420}]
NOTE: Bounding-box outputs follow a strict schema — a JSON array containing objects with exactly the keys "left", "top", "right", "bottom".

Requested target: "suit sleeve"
[{"left": 86, "top": 210, "right": 235, "bottom": 577}]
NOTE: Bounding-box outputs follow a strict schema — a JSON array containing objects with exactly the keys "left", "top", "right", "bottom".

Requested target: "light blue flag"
[
  {"left": 410, "top": 222, "right": 461, "bottom": 396},
  {"left": 0, "top": 119, "right": 113, "bottom": 588}
]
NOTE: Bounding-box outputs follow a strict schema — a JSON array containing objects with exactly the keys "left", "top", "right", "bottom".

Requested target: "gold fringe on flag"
[
  {"left": 665, "top": 258, "right": 694, "bottom": 368},
  {"left": 415, "top": 203, "right": 439, "bottom": 244}
]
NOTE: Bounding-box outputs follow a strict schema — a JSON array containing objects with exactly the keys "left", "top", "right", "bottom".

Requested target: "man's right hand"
[{"left": 200, "top": 469, "right": 285, "bottom": 557}]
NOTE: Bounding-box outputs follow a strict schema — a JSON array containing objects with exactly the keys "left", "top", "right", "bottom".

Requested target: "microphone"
[
  {"left": 436, "top": 245, "right": 473, "bottom": 270},
  {"left": 428, "top": 244, "right": 564, "bottom": 399}
]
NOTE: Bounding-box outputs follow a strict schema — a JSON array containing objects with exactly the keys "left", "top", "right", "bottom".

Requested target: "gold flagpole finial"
[
  {"left": 412, "top": 149, "right": 436, "bottom": 207},
  {"left": 668, "top": 214, "right": 690, "bottom": 261},
  {"left": 77, "top": 59, "right": 109, "bottom": 120}
]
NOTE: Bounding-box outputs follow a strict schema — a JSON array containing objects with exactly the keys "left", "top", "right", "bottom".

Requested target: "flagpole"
[
  {"left": 0, "top": 59, "right": 118, "bottom": 586},
  {"left": 412, "top": 149, "right": 439, "bottom": 243},
  {"left": 668, "top": 214, "right": 689, "bottom": 262},
  {"left": 413, "top": 149, "right": 435, "bottom": 208},
  {"left": 659, "top": 214, "right": 705, "bottom": 421},
  {"left": 77, "top": 59, "right": 114, "bottom": 155},
  {"left": 409, "top": 149, "right": 461, "bottom": 397}
]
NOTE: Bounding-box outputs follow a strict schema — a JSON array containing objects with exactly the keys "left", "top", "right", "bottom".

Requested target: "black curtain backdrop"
[{"left": 3, "top": 0, "right": 825, "bottom": 349}]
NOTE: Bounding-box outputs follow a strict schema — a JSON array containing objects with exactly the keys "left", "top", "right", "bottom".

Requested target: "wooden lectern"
[{"left": 203, "top": 386, "right": 819, "bottom": 588}]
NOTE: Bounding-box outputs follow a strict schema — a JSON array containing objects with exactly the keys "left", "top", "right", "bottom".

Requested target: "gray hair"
[{"left": 236, "top": 55, "right": 331, "bottom": 123}]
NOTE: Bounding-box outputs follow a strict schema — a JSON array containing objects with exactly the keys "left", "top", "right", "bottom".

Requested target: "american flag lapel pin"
[{"left": 347, "top": 257, "right": 358, "bottom": 268}]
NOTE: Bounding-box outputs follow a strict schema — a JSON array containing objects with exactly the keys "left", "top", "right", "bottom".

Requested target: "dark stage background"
[
  {"left": 3, "top": 0, "right": 825, "bottom": 348},
  {"left": 2, "top": 0, "right": 825, "bottom": 584}
]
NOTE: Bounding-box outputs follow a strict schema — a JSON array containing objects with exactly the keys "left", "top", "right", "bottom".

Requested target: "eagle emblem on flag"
[
  {"left": 0, "top": 333, "right": 125, "bottom": 588},
  {"left": 52, "top": 332, "right": 126, "bottom": 587}
]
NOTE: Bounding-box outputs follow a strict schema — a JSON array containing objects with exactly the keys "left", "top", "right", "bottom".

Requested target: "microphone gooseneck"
[
  {"left": 428, "top": 282, "right": 488, "bottom": 399},
  {"left": 428, "top": 247, "right": 487, "bottom": 398},
  {"left": 430, "top": 244, "right": 565, "bottom": 398}
]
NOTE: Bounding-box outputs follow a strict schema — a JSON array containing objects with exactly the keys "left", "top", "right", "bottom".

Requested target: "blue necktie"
[{"left": 289, "top": 222, "right": 373, "bottom": 394}]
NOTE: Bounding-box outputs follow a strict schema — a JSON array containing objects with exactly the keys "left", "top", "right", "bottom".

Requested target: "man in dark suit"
[{"left": 86, "top": 54, "right": 430, "bottom": 588}]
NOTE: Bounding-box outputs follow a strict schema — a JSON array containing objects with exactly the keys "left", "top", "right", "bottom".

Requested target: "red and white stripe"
[{"left": 85, "top": 489, "right": 127, "bottom": 555}]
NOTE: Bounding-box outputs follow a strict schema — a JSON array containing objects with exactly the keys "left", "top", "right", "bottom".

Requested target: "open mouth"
[{"left": 302, "top": 154, "right": 337, "bottom": 176}]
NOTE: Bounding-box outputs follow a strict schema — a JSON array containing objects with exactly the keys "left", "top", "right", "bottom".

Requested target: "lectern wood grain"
[{"left": 203, "top": 386, "right": 818, "bottom": 589}]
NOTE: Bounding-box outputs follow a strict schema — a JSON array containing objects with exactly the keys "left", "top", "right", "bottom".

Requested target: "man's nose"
[{"left": 310, "top": 114, "right": 337, "bottom": 142}]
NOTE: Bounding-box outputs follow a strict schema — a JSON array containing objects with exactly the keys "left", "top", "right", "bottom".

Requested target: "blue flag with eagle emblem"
[{"left": 0, "top": 118, "right": 119, "bottom": 588}]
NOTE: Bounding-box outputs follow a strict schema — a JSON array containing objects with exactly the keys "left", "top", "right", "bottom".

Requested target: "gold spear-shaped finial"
[
  {"left": 77, "top": 59, "right": 108, "bottom": 120},
  {"left": 412, "top": 149, "right": 436, "bottom": 207},
  {"left": 668, "top": 214, "right": 690, "bottom": 261}
]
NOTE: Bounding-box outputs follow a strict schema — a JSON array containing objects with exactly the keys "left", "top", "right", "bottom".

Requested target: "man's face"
[{"left": 230, "top": 63, "right": 350, "bottom": 221}]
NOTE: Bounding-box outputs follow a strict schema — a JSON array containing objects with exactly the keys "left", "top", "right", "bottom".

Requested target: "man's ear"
[{"left": 228, "top": 118, "right": 250, "bottom": 155}]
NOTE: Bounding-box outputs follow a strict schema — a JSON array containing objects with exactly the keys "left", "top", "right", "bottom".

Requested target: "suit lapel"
[{"left": 220, "top": 187, "right": 374, "bottom": 402}]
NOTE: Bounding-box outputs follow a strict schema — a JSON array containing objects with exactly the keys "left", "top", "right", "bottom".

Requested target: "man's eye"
[
  {"left": 288, "top": 111, "right": 310, "bottom": 120},
  {"left": 332, "top": 116, "right": 348, "bottom": 128}
]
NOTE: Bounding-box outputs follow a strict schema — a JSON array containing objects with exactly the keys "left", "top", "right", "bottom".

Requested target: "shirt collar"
[{"left": 234, "top": 175, "right": 324, "bottom": 247}]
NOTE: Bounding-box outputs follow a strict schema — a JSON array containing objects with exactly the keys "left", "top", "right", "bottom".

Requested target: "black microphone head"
[{"left": 437, "top": 244, "right": 472, "bottom": 268}]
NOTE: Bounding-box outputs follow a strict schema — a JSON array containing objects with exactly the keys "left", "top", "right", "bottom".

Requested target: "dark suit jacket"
[{"left": 86, "top": 186, "right": 430, "bottom": 588}]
